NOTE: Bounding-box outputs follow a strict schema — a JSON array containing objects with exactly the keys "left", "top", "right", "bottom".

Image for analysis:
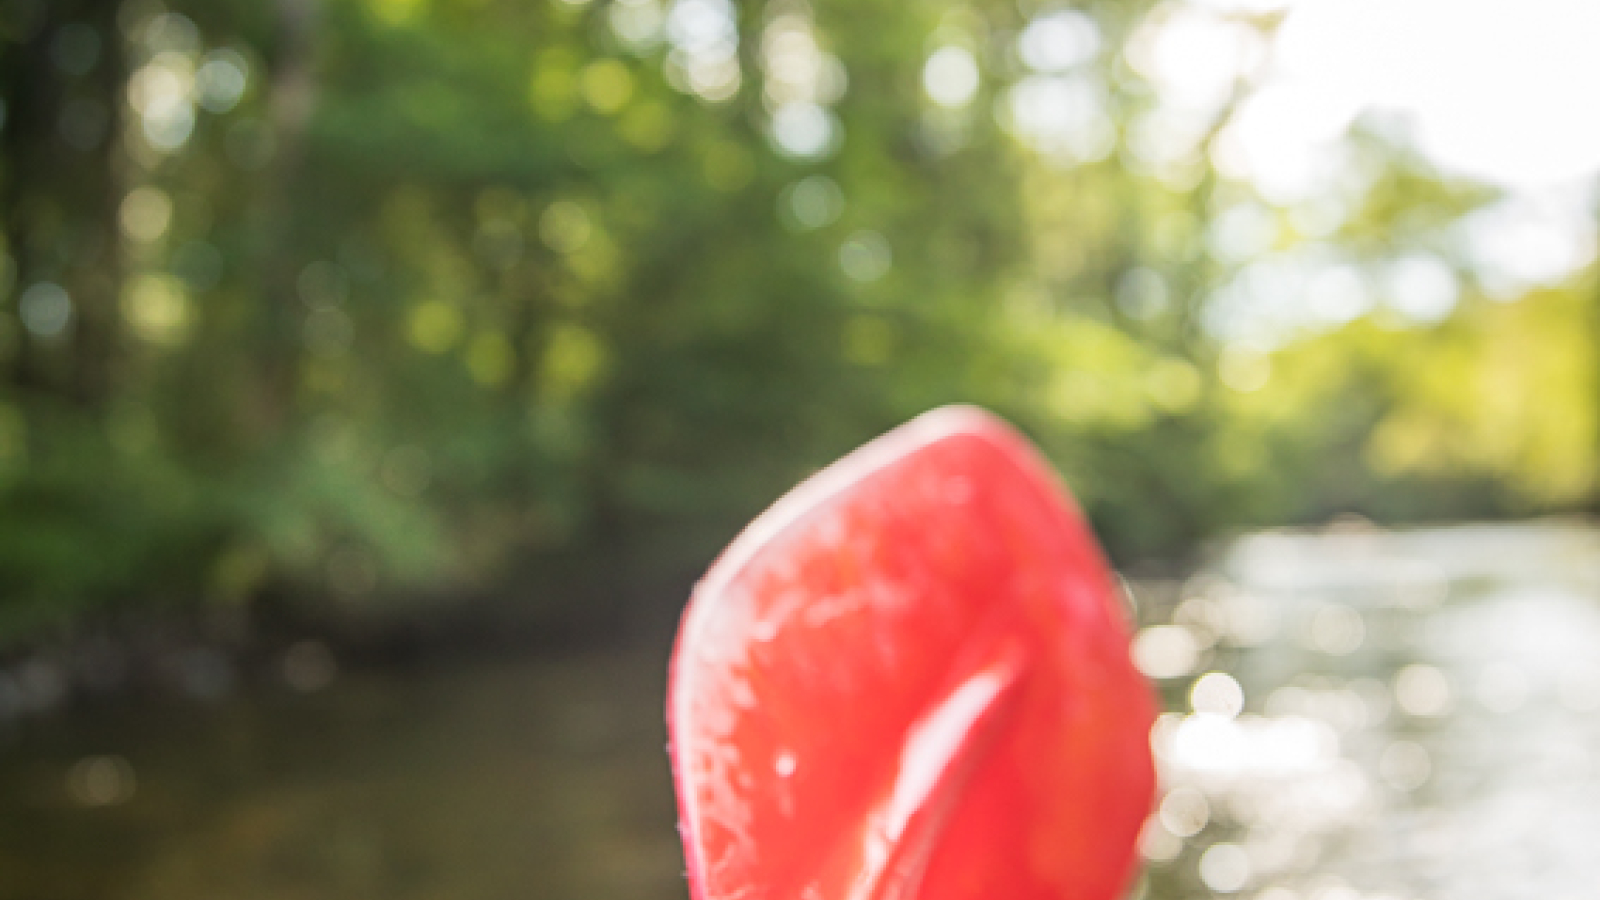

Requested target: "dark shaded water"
[
  {"left": 0, "top": 647, "right": 687, "bottom": 900},
  {"left": 5, "top": 523, "right": 1599, "bottom": 899}
]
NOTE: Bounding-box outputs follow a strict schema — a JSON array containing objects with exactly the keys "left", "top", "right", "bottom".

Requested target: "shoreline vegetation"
[{"left": 3, "top": 0, "right": 1597, "bottom": 651}]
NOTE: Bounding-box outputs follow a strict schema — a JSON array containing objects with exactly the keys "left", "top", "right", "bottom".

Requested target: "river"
[{"left": 3, "top": 522, "right": 1596, "bottom": 900}]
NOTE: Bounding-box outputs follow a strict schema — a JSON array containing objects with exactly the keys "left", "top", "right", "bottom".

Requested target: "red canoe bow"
[{"left": 668, "top": 406, "right": 1157, "bottom": 900}]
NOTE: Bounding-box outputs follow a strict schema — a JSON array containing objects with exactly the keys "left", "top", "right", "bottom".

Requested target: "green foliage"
[{"left": 0, "top": 0, "right": 1595, "bottom": 636}]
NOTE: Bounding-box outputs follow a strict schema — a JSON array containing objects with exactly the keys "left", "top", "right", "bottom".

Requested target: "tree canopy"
[{"left": 1, "top": 0, "right": 1594, "bottom": 637}]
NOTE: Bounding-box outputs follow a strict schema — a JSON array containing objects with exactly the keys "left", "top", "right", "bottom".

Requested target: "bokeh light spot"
[
  {"left": 771, "top": 102, "right": 835, "bottom": 159},
  {"left": 51, "top": 23, "right": 102, "bottom": 77},
  {"left": 1133, "top": 625, "right": 1200, "bottom": 679},
  {"left": 1191, "top": 671, "right": 1245, "bottom": 719},
  {"left": 1159, "top": 786, "right": 1210, "bottom": 837},
  {"left": 196, "top": 49, "right": 249, "bottom": 113},
  {"left": 408, "top": 301, "right": 465, "bottom": 354},
  {"left": 1394, "top": 664, "right": 1452, "bottom": 717},
  {"left": 781, "top": 175, "right": 844, "bottom": 231},
  {"left": 1198, "top": 842, "right": 1251, "bottom": 893},
  {"left": 121, "top": 274, "right": 191, "bottom": 346},
  {"left": 540, "top": 201, "right": 593, "bottom": 253},
  {"left": 19, "top": 283, "right": 73, "bottom": 339},
  {"left": 923, "top": 46, "right": 979, "bottom": 109},
  {"left": 1017, "top": 10, "right": 1100, "bottom": 73},
  {"left": 119, "top": 187, "right": 173, "bottom": 243},
  {"left": 582, "top": 59, "right": 635, "bottom": 114},
  {"left": 838, "top": 230, "right": 891, "bottom": 283},
  {"left": 1218, "top": 344, "right": 1271, "bottom": 393},
  {"left": 467, "top": 332, "right": 515, "bottom": 386},
  {"left": 66, "top": 755, "right": 136, "bottom": 807},
  {"left": 282, "top": 640, "right": 338, "bottom": 692}
]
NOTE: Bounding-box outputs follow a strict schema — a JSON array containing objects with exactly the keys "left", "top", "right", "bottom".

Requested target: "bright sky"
[
  {"left": 1149, "top": 0, "right": 1600, "bottom": 192},
  {"left": 1264, "top": 0, "right": 1600, "bottom": 189},
  {"left": 1121, "top": 0, "right": 1600, "bottom": 340}
]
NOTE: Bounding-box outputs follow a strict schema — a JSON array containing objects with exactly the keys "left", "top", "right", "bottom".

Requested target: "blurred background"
[{"left": 2, "top": 0, "right": 1598, "bottom": 896}]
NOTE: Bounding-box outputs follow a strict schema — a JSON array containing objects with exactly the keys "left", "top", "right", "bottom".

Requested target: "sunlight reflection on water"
[{"left": 1133, "top": 521, "right": 1600, "bottom": 900}]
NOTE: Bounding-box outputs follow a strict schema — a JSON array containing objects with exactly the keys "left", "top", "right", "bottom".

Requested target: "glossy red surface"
[{"left": 668, "top": 407, "right": 1156, "bottom": 900}]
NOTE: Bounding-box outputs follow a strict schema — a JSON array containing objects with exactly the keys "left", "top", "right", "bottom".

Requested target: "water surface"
[
  {"left": 5, "top": 523, "right": 1598, "bottom": 900},
  {"left": 1136, "top": 522, "right": 1600, "bottom": 900},
  {"left": 0, "top": 646, "right": 687, "bottom": 900}
]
